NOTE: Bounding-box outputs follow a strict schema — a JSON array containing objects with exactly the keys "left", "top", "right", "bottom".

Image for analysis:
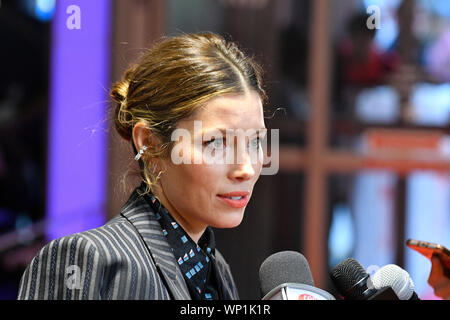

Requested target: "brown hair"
[{"left": 110, "top": 32, "right": 267, "bottom": 195}]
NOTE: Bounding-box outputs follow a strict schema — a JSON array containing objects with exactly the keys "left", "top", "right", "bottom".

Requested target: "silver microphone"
[{"left": 372, "top": 264, "right": 419, "bottom": 300}]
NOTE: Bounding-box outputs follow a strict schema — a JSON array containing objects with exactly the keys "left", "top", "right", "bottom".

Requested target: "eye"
[
  {"left": 206, "top": 137, "right": 225, "bottom": 149},
  {"left": 249, "top": 137, "right": 261, "bottom": 149}
]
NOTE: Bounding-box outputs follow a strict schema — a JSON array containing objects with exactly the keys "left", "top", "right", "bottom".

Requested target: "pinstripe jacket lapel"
[
  {"left": 18, "top": 184, "right": 239, "bottom": 300},
  {"left": 119, "top": 188, "right": 191, "bottom": 300}
]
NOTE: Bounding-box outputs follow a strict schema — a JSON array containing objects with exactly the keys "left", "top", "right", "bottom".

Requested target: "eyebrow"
[{"left": 202, "top": 128, "right": 267, "bottom": 134}]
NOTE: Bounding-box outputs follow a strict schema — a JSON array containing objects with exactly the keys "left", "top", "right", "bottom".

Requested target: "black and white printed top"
[{"left": 146, "top": 192, "right": 232, "bottom": 300}]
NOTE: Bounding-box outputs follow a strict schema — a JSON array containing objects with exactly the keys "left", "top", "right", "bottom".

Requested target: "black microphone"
[
  {"left": 330, "top": 258, "right": 399, "bottom": 300},
  {"left": 259, "top": 251, "right": 335, "bottom": 300},
  {"left": 372, "top": 264, "right": 420, "bottom": 300}
]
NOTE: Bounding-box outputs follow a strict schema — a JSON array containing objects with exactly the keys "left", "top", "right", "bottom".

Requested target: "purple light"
[{"left": 46, "top": 0, "right": 111, "bottom": 240}]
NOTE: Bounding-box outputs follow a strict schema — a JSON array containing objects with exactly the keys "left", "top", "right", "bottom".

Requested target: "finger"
[
  {"left": 432, "top": 255, "right": 444, "bottom": 273},
  {"left": 433, "top": 281, "right": 450, "bottom": 300},
  {"left": 428, "top": 256, "right": 444, "bottom": 286}
]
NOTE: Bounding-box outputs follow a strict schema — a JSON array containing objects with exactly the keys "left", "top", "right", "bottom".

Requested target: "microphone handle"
[
  {"left": 367, "top": 287, "right": 399, "bottom": 300},
  {"left": 409, "top": 292, "right": 420, "bottom": 300}
]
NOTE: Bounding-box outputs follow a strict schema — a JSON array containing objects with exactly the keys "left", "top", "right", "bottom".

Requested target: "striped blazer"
[{"left": 17, "top": 186, "right": 239, "bottom": 300}]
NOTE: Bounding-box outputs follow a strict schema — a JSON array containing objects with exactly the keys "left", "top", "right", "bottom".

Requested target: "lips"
[
  {"left": 218, "top": 191, "right": 249, "bottom": 198},
  {"left": 217, "top": 191, "right": 250, "bottom": 208}
]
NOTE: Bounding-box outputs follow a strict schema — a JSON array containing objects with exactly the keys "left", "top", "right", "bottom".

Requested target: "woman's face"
[{"left": 156, "top": 90, "right": 266, "bottom": 238}]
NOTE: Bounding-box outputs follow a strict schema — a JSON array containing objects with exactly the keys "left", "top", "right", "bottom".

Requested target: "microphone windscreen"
[
  {"left": 259, "top": 251, "right": 314, "bottom": 298},
  {"left": 372, "top": 264, "right": 415, "bottom": 300},
  {"left": 330, "top": 258, "right": 368, "bottom": 297}
]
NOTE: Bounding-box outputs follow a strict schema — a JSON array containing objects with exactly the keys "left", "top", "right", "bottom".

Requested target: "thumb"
[{"left": 428, "top": 255, "right": 444, "bottom": 286}]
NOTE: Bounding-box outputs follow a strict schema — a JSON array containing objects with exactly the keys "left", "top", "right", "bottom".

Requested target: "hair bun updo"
[{"left": 110, "top": 77, "right": 133, "bottom": 142}]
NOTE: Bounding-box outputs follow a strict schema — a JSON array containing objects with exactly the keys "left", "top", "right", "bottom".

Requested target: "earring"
[{"left": 134, "top": 145, "right": 147, "bottom": 161}]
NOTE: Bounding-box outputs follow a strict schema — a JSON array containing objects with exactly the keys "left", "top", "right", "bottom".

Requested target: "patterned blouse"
[{"left": 145, "top": 192, "right": 230, "bottom": 300}]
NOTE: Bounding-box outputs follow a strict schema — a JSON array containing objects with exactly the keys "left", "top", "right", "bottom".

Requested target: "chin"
[{"left": 212, "top": 211, "right": 245, "bottom": 229}]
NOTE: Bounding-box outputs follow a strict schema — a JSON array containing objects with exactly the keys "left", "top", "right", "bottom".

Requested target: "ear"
[{"left": 132, "top": 121, "right": 160, "bottom": 155}]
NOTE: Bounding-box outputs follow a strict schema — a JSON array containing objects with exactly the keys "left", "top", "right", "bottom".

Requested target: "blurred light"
[
  {"left": 362, "top": 0, "right": 401, "bottom": 51},
  {"left": 418, "top": 0, "right": 450, "bottom": 19},
  {"left": 15, "top": 212, "right": 34, "bottom": 245},
  {"left": 439, "top": 136, "right": 450, "bottom": 158},
  {"left": 363, "top": 0, "right": 402, "bottom": 10},
  {"left": 373, "top": 14, "right": 398, "bottom": 51},
  {"left": 328, "top": 204, "right": 355, "bottom": 268},
  {"left": 410, "top": 83, "right": 450, "bottom": 126},
  {"left": 355, "top": 85, "right": 400, "bottom": 123},
  {"left": 351, "top": 171, "right": 397, "bottom": 271},
  {"left": 424, "top": 30, "right": 450, "bottom": 82},
  {"left": 35, "top": 0, "right": 56, "bottom": 22},
  {"left": 17, "top": 0, "right": 55, "bottom": 22}
]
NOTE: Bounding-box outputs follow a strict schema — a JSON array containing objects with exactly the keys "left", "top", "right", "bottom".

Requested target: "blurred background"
[{"left": 1, "top": 0, "right": 449, "bottom": 300}]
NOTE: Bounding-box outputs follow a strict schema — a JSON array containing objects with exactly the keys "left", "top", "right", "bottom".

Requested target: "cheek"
[
  {"left": 166, "top": 162, "right": 226, "bottom": 195},
  {"left": 164, "top": 163, "right": 229, "bottom": 220},
  {"left": 253, "top": 160, "right": 263, "bottom": 180}
]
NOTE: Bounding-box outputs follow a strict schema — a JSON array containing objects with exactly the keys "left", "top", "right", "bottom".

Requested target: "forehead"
[{"left": 196, "top": 92, "right": 265, "bottom": 130}]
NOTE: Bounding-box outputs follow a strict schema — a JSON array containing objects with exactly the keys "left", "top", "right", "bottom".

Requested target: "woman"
[{"left": 17, "top": 32, "right": 267, "bottom": 300}]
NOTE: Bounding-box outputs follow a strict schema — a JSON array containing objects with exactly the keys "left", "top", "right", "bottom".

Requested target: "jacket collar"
[{"left": 119, "top": 184, "right": 191, "bottom": 300}]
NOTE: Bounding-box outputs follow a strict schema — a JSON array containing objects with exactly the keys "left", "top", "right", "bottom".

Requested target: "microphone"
[
  {"left": 330, "top": 258, "right": 399, "bottom": 300},
  {"left": 259, "top": 251, "right": 335, "bottom": 300},
  {"left": 372, "top": 264, "right": 420, "bottom": 300}
]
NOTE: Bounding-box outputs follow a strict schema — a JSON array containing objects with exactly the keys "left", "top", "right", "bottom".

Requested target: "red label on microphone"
[{"left": 298, "top": 294, "right": 318, "bottom": 300}]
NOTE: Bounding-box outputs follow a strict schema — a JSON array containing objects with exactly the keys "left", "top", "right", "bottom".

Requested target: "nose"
[{"left": 228, "top": 152, "right": 257, "bottom": 182}]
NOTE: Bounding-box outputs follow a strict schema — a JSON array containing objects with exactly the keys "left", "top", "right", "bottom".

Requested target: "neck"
[{"left": 152, "top": 187, "right": 207, "bottom": 244}]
